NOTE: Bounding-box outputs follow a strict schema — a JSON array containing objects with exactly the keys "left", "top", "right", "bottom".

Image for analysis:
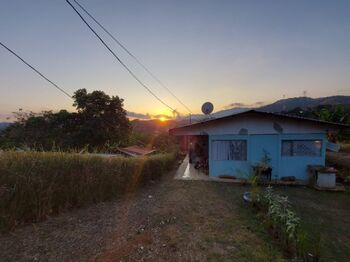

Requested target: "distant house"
[
  {"left": 117, "top": 146, "right": 156, "bottom": 157},
  {"left": 169, "top": 110, "right": 349, "bottom": 181}
]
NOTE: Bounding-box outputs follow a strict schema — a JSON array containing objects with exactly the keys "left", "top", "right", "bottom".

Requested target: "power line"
[
  {"left": 0, "top": 41, "right": 122, "bottom": 130},
  {"left": 0, "top": 41, "right": 72, "bottom": 98},
  {"left": 72, "top": 0, "right": 192, "bottom": 114},
  {"left": 65, "top": 0, "right": 175, "bottom": 113}
]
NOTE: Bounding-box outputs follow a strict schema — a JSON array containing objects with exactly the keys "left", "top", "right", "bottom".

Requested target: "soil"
[{"left": 0, "top": 164, "right": 282, "bottom": 261}]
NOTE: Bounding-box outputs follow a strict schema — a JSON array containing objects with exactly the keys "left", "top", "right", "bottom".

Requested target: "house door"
[
  {"left": 250, "top": 135, "right": 279, "bottom": 180},
  {"left": 189, "top": 135, "right": 209, "bottom": 172}
]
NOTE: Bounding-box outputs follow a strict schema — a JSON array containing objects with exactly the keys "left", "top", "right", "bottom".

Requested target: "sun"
[{"left": 159, "top": 116, "right": 167, "bottom": 122}]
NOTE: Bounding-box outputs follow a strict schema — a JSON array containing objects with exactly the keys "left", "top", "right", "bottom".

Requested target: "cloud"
[
  {"left": 127, "top": 111, "right": 151, "bottom": 120},
  {"left": 153, "top": 114, "right": 173, "bottom": 120},
  {"left": 0, "top": 113, "right": 15, "bottom": 122},
  {"left": 227, "top": 102, "right": 246, "bottom": 108},
  {"left": 223, "top": 101, "right": 265, "bottom": 110}
]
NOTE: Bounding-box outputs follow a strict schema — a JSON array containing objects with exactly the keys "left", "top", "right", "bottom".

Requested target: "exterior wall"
[
  {"left": 250, "top": 134, "right": 280, "bottom": 179},
  {"left": 279, "top": 133, "right": 326, "bottom": 180},
  {"left": 209, "top": 133, "right": 327, "bottom": 181},
  {"left": 209, "top": 135, "right": 251, "bottom": 178}
]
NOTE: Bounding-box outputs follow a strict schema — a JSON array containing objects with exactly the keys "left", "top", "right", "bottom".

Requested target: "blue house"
[{"left": 170, "top": 110, "right": 349, "bottom": 181}]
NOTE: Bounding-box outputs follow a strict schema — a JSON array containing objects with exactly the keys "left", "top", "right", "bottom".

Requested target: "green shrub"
[
  {"left": 0, "top": 151, "right": 177, "bottom": 231},
  {"left": 261, "top": 187, "right": 300, "bottom": 256}
]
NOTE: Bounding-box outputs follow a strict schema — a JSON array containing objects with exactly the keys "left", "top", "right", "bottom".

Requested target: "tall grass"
[{"left": 0, "top": 151, "right": 177, "bottom": 231}]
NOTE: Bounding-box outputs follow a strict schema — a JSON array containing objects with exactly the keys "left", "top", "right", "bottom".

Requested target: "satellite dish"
[{"left": 201, "top": 102, "right": 214, "bottom": 115}]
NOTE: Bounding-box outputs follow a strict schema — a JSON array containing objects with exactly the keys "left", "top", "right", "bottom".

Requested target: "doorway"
[
  {"left": 188, "top": 135, "right": 209, "bottom": 174},
  {"left": 250, "top": 135, "right": 279, "bottom": 180}
]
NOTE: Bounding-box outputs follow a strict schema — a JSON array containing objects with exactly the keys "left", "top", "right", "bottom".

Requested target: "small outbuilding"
[
  {"left": 169, "top": 110, "right": 349, "bottom": 181},
  {"left": 117, "top": 146, "right": 156, "bottom": 157}
]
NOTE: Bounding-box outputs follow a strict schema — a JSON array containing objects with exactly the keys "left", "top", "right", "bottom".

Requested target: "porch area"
[
  {"left": 175, "top": 155, "right": 308, "bottom": 185},
  {"left": 174, "top": 155, "right": 248, "bottom": 183}
]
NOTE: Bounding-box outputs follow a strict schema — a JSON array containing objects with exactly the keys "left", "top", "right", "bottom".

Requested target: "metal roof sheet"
[{"left": 169, "top": 110, "right": 350, "bottom": 134}]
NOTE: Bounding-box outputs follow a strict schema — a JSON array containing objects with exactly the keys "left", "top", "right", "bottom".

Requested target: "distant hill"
[
  {"left": 258, "top": 96, "right": 350, "bottom": 112},
  {"left": 131, "top": 96, "right": 350, "bottom": 132},
  {"left": 188, "top": 107, "right": 249, "bottom": 121},
  {"left": 131, "top": 119, "right": 178, "bottom": 134},
  {"left": 183, "top": 96, "right": 350, "bottom": 122},
  {"left": 0, "top": 122, "right": 10, "bottom": 130},
  {"left": 187, "top": 96, "right": 350, "bottom": 121},
  {"left": 130, "top": 108, "right": 250, "bottom": 133},
  {"left": 280, "top": 103, "right": 350, "bottom": 124}
]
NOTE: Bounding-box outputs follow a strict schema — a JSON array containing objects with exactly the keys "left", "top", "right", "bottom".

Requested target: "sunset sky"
[{"left": 1, "top": 0, "right": 350, "bottom": 121}]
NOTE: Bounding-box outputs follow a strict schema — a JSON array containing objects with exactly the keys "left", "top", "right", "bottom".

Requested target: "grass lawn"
[{"left": 274, "top": 186, "right": 350, "bottom": 261}]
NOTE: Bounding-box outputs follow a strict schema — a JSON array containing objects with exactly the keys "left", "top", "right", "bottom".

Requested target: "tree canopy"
[
  {"left": 282, "top": 104, "right": 349, "bottom": 124},
  {"left": 0, "top": 89, "right": 131, "bottom": 151}
]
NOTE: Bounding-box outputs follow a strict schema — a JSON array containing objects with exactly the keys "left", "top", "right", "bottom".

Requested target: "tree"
[
  {"left": 318, "top": 105, "right": 348, "bottom": 124},
  {"left": 0, "top": 89, "right": 131, "bottom": 151},
  {"left": 283, "top": 104, "right": 349, "bottom": 124},
  {"left": 152, "top": 131, "right": 179, "bottom": 153},
  {"left": 72, "top": 89, "right": 131, "bottom": 149}
]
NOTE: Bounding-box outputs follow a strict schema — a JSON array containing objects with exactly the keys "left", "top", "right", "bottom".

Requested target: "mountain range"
[
  {"left": 0, "top": 123, "right": 10, "bottom": 130},
  {"left": 195, "top": 95, "right": 350, "bottom": 119},
  {"left": 130, "top": 95, "right": 350, "bottom": 133},
  {"left": 258, "top": 95, "right": 350, "bottom": 113},
  {"left": 1, "top": 95, "right": 350, "bottom": 132}
]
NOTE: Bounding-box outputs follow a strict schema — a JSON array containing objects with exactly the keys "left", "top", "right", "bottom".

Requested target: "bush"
[
  {"left": 0, "top": 151, "right": 177, "bottom": 231},
  {"left": 258, "top": 187, "right": 321, "bottom": 261},
  {"left": 262, "top": 187, "right": 300, "bottom": 249}
]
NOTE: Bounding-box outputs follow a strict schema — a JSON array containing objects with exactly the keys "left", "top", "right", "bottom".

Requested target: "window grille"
[
  {"left": 212, "top": 140, "right": 247, "bottom": 161},
  {"left": 282, "top": 140, "right": 322, "bottom": 157}
]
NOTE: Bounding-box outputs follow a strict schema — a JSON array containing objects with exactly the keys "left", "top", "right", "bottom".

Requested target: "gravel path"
[{"left": 0, "top": 161, "right": 283, "bottom": 261}]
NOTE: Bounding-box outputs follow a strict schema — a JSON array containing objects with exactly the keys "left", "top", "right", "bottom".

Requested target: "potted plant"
[{"left": 253, "top": 150, "right": 272, "bottom": 183}]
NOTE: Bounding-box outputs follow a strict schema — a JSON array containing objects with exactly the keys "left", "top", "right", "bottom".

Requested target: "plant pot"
[
  {"left": 243, "top": 192, "right": 260, "bottom": 203},
  {"left": 243, "top": 192, "right": 252, "bottom": 203},
  {"left": 305, "top": 252, "right": 318, "bottom": 262}
]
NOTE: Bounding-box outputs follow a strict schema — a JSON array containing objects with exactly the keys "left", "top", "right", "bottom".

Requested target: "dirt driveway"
[{"left": 0, "top": 164, "right": 283, "bottom": 261}]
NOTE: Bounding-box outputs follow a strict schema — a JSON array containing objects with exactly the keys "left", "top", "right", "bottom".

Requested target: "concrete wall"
[{"left": 209, "top": 133, "right": 326, "bottom": 180}]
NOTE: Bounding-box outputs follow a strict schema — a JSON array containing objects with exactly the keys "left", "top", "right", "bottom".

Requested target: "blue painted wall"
[
  {"left": 250, "top": 135, "right": 279, "bottom": 180},
  {"left": 278, "top": 133, "right": 326, "bottom": 180},
  {"left": 209, "top": 133, "right": 326, "bottom": 181},
  {"left": 209, "top": 135, "right": 251, "bottom": 179}
]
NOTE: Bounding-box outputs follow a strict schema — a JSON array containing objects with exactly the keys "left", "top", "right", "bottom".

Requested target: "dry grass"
[
  {"left": 1, "top": 155, "right": 349, "bottom": 261},
  {"left": 0, "top": 151, "right": 177, "bottom": 231}
]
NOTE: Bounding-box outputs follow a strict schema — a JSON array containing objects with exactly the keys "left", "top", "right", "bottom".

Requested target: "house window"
[
  {"left": 212, "top": 140, "right": 247, "bottom": 161},
  {"left": 281, "top": 140, "right": 322, "bottom": 157}
]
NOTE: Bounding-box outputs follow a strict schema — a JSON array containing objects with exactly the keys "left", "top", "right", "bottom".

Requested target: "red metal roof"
[{"left": 117, "top": 146, "right": 156, "bottom": 157}]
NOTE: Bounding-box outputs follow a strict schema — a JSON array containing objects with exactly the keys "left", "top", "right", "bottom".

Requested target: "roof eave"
[{"left": 169, "top": 110, "right": 350, "bottom": 135}]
